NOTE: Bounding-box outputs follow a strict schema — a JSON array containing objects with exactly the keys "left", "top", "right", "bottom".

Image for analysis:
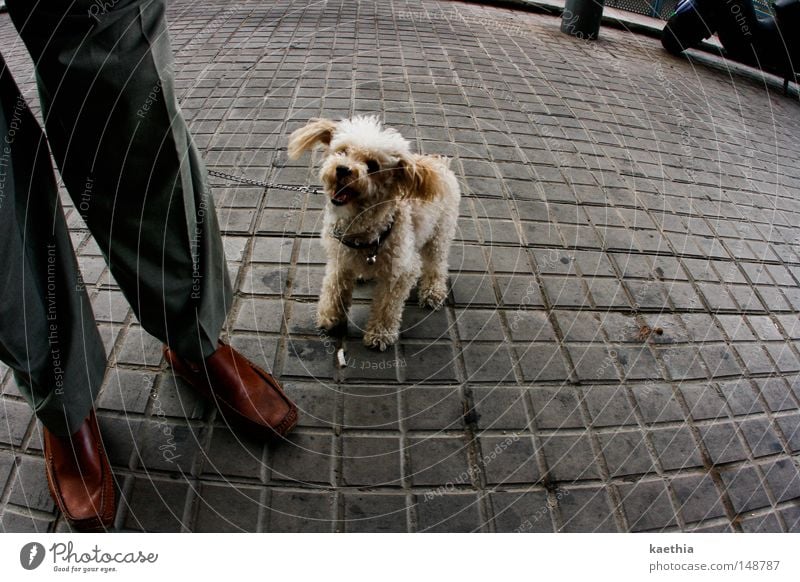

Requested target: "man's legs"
[
  {"left": 0, "top": 54, "right": 115, "bottom": 530},
  {"left": 7, "top": 0, "right": 296, "bottom": 446},
  {"left": 7, "top": 0, "right": 231, "bottom": 364},
  {"left": 0, "top": 54, "right": 105, "bottom": 438}
]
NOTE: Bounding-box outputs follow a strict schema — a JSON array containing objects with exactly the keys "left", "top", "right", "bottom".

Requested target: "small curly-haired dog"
[{"left": 288, "top": 115, "right": 461, "bottom": 351}]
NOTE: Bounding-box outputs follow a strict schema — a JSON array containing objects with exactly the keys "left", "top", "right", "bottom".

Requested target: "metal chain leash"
[{"left": 207, "top": 169, "right": 325, "bottom": 195}]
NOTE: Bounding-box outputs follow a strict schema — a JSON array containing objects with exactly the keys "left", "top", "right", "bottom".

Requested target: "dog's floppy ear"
[
  {"left": 398, "top": 155, "right": 443, "bottom": 202},
  {"left": 288, "top": 118, "right": 337, "bottom": 159}
]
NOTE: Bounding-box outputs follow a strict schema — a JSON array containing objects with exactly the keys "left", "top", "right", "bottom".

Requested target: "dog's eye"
[{"left": 366, "top": 159, "right": 380, "bottom": 173}]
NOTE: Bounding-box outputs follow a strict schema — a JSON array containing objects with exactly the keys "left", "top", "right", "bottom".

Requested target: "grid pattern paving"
[{"left": 1, "top": 0, "right": 799, "bottom": 533}]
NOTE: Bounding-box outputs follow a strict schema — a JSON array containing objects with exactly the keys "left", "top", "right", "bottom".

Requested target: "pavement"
[{"left": 1, "top": 0, "right": 800, "bottom": 533}]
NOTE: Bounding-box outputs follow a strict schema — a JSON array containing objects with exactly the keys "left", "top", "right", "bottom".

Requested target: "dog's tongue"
[{"left": 333, "top": 187, "right": 356, "bottom": 205}]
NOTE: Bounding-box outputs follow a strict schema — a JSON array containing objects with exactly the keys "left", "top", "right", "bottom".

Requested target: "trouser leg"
[
  {"left": 0, "top": 55, "right": 106, "bottom": 437},
  {"left": 7, "top": 0, "right": 233, "bottom": 363}
]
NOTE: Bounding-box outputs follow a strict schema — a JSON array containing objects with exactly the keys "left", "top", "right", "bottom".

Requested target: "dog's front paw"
[
  {"left": 418, "top": 284, "right": 447, "bottom": 310},
  {"left": 363, "top": 327, "right": 399, "bottom": 352}
]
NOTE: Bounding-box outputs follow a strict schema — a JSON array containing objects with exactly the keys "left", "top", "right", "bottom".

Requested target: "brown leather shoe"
[
  {"left": 163, "top": 342, "right": 298, "bottom": 440},
  {"left": 43, "top": 409, "right": 116, "bottom": 531}
]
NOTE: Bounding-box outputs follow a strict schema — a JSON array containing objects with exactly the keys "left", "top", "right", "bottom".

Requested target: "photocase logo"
[{"left": 20, "top": 542, "right": 46, "bottom": 570}]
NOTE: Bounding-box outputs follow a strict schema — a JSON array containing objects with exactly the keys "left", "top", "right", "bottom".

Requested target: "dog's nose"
[{"left": 336, "top": 165, "right": 351, "bottom": 178}]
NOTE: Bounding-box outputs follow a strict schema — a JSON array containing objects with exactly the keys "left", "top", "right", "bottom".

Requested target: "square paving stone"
[
  {"left": 719, "top": 464, "right": 771, "bottom": 513},
  {"left": 774, "top": 413, "right": 800, "bottom": 452},
  {"left": 408, "top": 437, "right": 471, "bottom": 487},
  {"left": 617, "top": 479, "right": 677, "bottom": 531},
  {"left": 583, "top": 385, "right": 637, "bottom": 427},
  {"left": 342, "top": 341, "right": 404, "bottom": 383},
  {"left": 342, "top": 385, "right": 399, "bottom": 430},
  {"left": 266, "top": 490, "right": 334, "bottom": 533},
  {"left": 761, "top": 457, "right": 800, "bottom": 503},
  {"left": 516, "top": 344, "right": 570, "bottom": 382},
  {"left": 558, "top": 486, "right": 618, "bottom": 532},
  {"left": 554, "top": 310, "right": 603, "bottom": 342},
  {"left": 680, "top": 383, "right": 728, "bottom": 420},
  {"left": 0, "top": 398, "right": 32, "bottom": 446},
  {"left": 0, "top": 451, "right": 15, "bottom": 493},
  {"left": 341, "top": 436, "right": 402, "bottom": 487},
  {"left": 96, "top": 415, "right": 140, "bottom": 468},
  {"left": 586, "top": 278, "right": 631, "bottom": 309},
  {"left": 737, "top": 418, "right": 784, "bottom": 457},
  {"left": 497, "top": 276, "right": 546, "bottom": 308},
  {"left": 449, "top": 244, "right": 489, "bottom": 272},
  {"left": 281, "top": 381, "right": 337, "bottom": 429},
  {"left": 479, "top": 436, "right": 539, "bottom": 484},
  {"left": 414, "top": 493, "right": 482, "bottom": 532},
  {"left": 250, "top": 237, "right": 295, "bottom": 264},
  {"left": 455, "top": 309, "right": 505, "bottom": 341},
  {"left": 649, "top": 427, "right": 704, "bottom": 470},
  {"left": 7, "top": 456, "right": 54, "bottom": 514},
  {"left": 670, "top": 473, "right": 726, "bottom": 523},
  {"left": 764, "top": 344, "right": 800, "bottom": 373},
  {"left": 698, "top": 422, "right": 748, "bottom": 464},
  {"left": 229, "top": 334, "right": 279, "bottom": 375},
  {"left": 740, "top": 512, "right": 783, "bottom": 532},
  {"left": 598, "top": 430, "right": 655, "bottom": 477},
  {"left": 699, "top": 344, "right": 742, "bottom": 378},
  {"left": 541, "top": 276, "right": 591, "bottom": 308},
  {"left": 399, "top": 306, "right": 450, "bottom": 340},
  {"left": 269, "top": 433, "right": 334, "bottom": 485},
  {"left": 472, "top": 387, "right": 530, "bottom": 431},
  {"left": 123, "top": 478, "right": 189, "bottom": 533},
  {"left": 194, "top": 483, "right": 261, "bottom": 532},
  {"left": 631, "top": 383, "right": 686, "bottom": 423},
  {"left": 754, "top": 378, "right": 797, "bottom": 412},
  {"left": 718, "top": 379, "right": 763, "bottom": 415},
  {"left": 734, "top": 344, "right": 776, "bottom": 374},
  {"left": 462, "top": 344, "right": 515, "bottom": 382},
  {"left": 490, "top": 490, "right": 553, "bottom": 532},
  {"left": 402, "top": 342, "right": 459, "bottom": 383},
  {"left": 343, "top": 494, "right": 408, "bottom": 532},
  {"left": 782, "top": 506, "right": 800, "bottom": 532},
  {"left": 281, "top": 338, "right": 335, "bottom": 379},
  {"left": 0, "top": 510, "right": 52, "bottom": 533},
  {"left": 451, "top": 274, "right": 497, "bottom": 306},
  {"left": 233, "top": 296, "right": 285, "bottom": 333},
  {"left": 658, "top": 346, "right": 707, "bottom": 381},
  {"left": 507, "top": 310, "right": 557, "bottom": 342},
  {"left": 291, "top": 266, "right": 325, "bottom": 297},
  {"left": 132, "top": 420, "right": 204, "bottom": 473},
  {"left": 529, "top": 386, "right": 584, "bottom": 429},
  {"left": 97, "top": 368, "right": 154, "bottom": 415},
  {"left": 115, "top": 327, "right": 164, "bottom": 367},
  {"left": 541, "top": 434, "right": 601, "bottom": 482},
  {"left": 616, "top": 347, "right": 662, "bottom": 381},
  {"left": 404, "top": 386, "right": 464, "bottom": 430},
  {"left": 152, "top": 373, "right": 206, "bottom": 420},
  {"left": 240, "top": 265, "right": 289, "bottom": 295},
  {"left": 680, "top": 314, "right": 725, "bottom": 342},
  {"left": 201, "top": 427, "right": 264, "bottom": 480},
  {"left": 567, "top": 345, "right": 621, "bottom": 382}
]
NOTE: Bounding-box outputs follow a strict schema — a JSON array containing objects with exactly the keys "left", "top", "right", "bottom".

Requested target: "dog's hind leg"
[
  {"left": 317, "top": 265, "right": 354, "bottom": 331},
  {"left": 363, "top": 273, "right": 417, "bottom": 351}
]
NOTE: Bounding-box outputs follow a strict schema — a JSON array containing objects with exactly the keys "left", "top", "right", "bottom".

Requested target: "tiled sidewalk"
[{"left": 1, "top": 0, "right": 799, "bottom": 532}]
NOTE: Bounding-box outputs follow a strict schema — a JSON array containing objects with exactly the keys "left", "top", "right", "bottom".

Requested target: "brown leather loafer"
[
  {"left": 163, "top": 342, "right": 298, "bottom": 440},
  {"left": 43, "top": 409, "right": 116, "bottom": 531}
]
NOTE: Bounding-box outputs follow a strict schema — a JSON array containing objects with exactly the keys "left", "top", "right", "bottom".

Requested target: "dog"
[{"left": 288, "top": 115, "right": 461, "bottom": 351}]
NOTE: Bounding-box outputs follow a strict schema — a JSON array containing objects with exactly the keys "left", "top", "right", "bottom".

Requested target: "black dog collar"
[{"left": 331, "top": 218, "right": 395, "bottom": 265}]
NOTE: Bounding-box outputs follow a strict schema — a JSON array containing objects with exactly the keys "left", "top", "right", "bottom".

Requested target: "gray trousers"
[{"left": 0, "top": 0, "right": 232, "bottom": 437}]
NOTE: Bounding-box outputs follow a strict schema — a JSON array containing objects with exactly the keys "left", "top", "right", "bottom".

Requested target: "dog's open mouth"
[{"left": 331, "top": 186, "right": 359, "bottom": 206}]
